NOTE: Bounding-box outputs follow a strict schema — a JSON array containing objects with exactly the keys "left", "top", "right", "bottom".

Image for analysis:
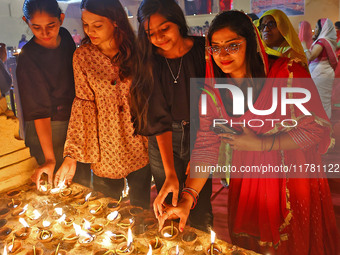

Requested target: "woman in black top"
[
  {"left": 16, "top": 0, "right": 88, "bottom": 189},
  {"left": 130, "top": 0, "right": 213, "bottom": 232}
]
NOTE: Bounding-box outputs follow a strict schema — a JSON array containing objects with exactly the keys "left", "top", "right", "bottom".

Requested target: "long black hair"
[
  {"left": 81, "top": 0, "right": 136, "bottom": 81},
  {"left": 207, "top": 11, "right": 266, "bottom": 102},
  {"left": 130, "top": 0, "right": 189, "bottom": 133},
  {"left": 23, "top": 0, "right": 62, "bottom": 20},
  {"left": 208, "top": 11, "right": 265, "bottom": 79}
]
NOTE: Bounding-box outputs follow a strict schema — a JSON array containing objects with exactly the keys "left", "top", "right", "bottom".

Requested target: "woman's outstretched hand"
[
  {"left": 31, "top": 159, "right": 56, "bottom": 190},
  {"left": 54, "top": 157, "right": 77, "bottom": 187},
  {"left": 153, "top": 174, "right": 179, "bottom": 219},
  {"left": 157, "top": 194, "right": 193, "bottom": 232}
]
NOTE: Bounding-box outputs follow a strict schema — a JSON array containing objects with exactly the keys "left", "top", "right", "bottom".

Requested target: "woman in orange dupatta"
[{"left": 158, "top": 11, "right": 338, "bottom": 255}]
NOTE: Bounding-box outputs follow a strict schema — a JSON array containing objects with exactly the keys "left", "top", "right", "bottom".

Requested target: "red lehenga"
[{"left": 191, "top": 32, "right": 339, "bottom": 255}]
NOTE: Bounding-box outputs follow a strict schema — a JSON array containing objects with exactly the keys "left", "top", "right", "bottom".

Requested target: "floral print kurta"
[{"left": 64, "top": 43, "right": 148, "bottom": 179}]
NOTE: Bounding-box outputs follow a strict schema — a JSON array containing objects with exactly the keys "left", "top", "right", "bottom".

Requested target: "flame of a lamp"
[
  {"left": 57, "top": 214, "right": 66, "bottom": 224},
  {"left": 73, "top": 223, "right": 82, "bottom": 236},
  {"left": 107, "top": 211, "right": 118, "bottom": 221},
  {"left": 85, "top": 192, "right": 92, "bottom": 202},
  {"left": 101, "top": 232, "right": 112, "bottom": 247},
  {"left": 127, "top": 228, "right": 133, "bottom": 246},
  {"left": 8, "top": 244, "right": 13, "bottom": 252},
  {"left": 58, "top": 179, "right": 66, "bottom": 189},
  {"left": 83, "top": 219, "right": 91, "bottom": 230},
  {"left": 50, "top": 188, "right": 60, "bottom": 194},
  {"left": 104, "top": 231, "right": 114, "bottom": 237},
  {"left": 176, "top": 245, "right": 179, "bottom": 255},
  {"left": 55, "top": 208, "right": 63, "bottom": 216},
  {"left": 19, "top": 218, "right": 29, "bottom": 228},
  {"left": 147, "top": 244, "right": 152, "bottom": 255},
  {"left": 22, "top": 204, "right": 28, "bottom": 212},
  {"left": 163, "top": 233, "right": 172, "bottom": 238},
  {"left": 42, "top": 220, "right": 51, "bottom": 227},
  {"left": 40, "top": 185, "right": 47, "bottom": 192},
  {"left": 3, "top": 245, "right": 7, "bottom": 255},
  {"left": 33, "top": 210, "right": 41, "bottom": 219},
  {"left": 211, "top": 230, "right": 216, "bottom": 244},
  {"left": 17, "top": 49, "right": 21, "bottom": 54}
]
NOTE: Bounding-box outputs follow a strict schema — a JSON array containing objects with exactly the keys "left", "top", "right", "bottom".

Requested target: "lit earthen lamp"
[
  {"left": 117, "top": 217, "right": 135, "bottom": 229},
  {"left": 14, "top": 218, "right": 31, "bottom": 240},
  {"left": 11, "top": 204, "right": 28, "bottom": 218},
  {"left": 87, "top": 191, "right": 98, "bottom": 201},
  {"left": 106, "top": 211, "right": 121, "bottom": 225},
  {"left": 56, "top": 213, "right": 74, "bottom": 228},
  {"left": 78, "top": 233, "right": 95, "bottom": 247},
  {"left": 94, "top": 231, "right": 117, "bottom": 254},
  {"left": 116, "top": 228, "right": 135, "bottom": 255},
  {"left": 62, "top": 223, "right": 80, "bottom": 244},
  {"left": 205, "top": 230, "right": 222, "bottom": 255},
  {"left": 25, "top": 246, "right": 44, "bottom": 255},
  {"left": 88, "top": 201, "right": 104, "bottom": 216},
  {"left": 181, "top": 230, "right": 198, "bottom": 245},
  {"left": 37, "top": 229, "right": 53, "bottom": 243},
  {"left": 75, "top": 222, "right": 96, "bottom": 246},
  {"left": 38, "top": 220, "right": 54, "bottom": 230},
  {"left": 160, "top": 221, "right": 179, "bottom": 240},
  {"left": 5, "top": 237, "right": 22, "bottom": 254},
  {"left": 63, "top": 216, "right": 75, "bottom": 228},
  {"left": 74, "top": 192, "right": 92, "bottom": 209},
  {"left": 83, "top": 218, "right": 104, "bottom": 235},
  {"left": 168, "top": 245, "right": 185, "bottom": 255},
  {"left": 37, "top": 183, "right": 52, "bottom": 195},
  {"left": 7, "top": 199, "right": 22, "bottom": 209},
  {"left": 148, "top": 237, "right": 163, "bottom": 253},
  {"left": 26, "top": 209, "right": 44, "bottom": 225},
  {"left": 106, "top": 230, "right": 126, "bottom": 243}
]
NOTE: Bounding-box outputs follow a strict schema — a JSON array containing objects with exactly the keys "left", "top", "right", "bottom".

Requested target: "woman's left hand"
[{"left": 219, "top": 126, "right": 262, "bottom": 151}]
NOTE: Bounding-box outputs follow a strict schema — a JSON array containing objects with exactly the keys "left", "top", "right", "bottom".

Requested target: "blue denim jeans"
[
  {"left": 149, "top": 122, "right": 213, "bottom": 232},
  {"left": 24, "top": 120, "right": 91, "bottom": 188},
  {"left": 92, "top": 164, "right": 151, "bottom": 209}
]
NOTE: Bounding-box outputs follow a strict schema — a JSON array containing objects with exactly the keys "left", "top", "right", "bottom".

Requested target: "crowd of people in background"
[{"left": 0, "top": 0, "right": 339, "bottom": 254}]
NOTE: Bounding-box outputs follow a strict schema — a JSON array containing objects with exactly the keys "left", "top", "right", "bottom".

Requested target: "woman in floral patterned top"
[{"left": 54, "top": 0, "right": 151, "bottom": 208}]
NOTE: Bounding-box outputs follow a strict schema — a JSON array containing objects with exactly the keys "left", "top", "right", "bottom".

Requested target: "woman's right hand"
[
  {"left": 157, "top": 193, "right": 193, "bottom": 232},
  {"left": 31, "top": 159, "right": 56, "bottom": 190},
  {"left": 153, "top": 173, "right": 179, "bottom": 219},
  {"left": 54, "top": 157, "right": 77, "bottom": 187}
]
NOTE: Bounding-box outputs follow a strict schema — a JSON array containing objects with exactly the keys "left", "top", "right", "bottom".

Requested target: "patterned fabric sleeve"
[
  {"left": 287, "top": 115, "right": 328, "bottom": 151},
  {"left": 63, "top": 49, "right": 100, "bottom": 163}
]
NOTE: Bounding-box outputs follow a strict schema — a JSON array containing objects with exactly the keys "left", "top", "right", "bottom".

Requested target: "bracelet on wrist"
[{"left": 181, "top": 188, "right": 198, "bottom": 209}]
